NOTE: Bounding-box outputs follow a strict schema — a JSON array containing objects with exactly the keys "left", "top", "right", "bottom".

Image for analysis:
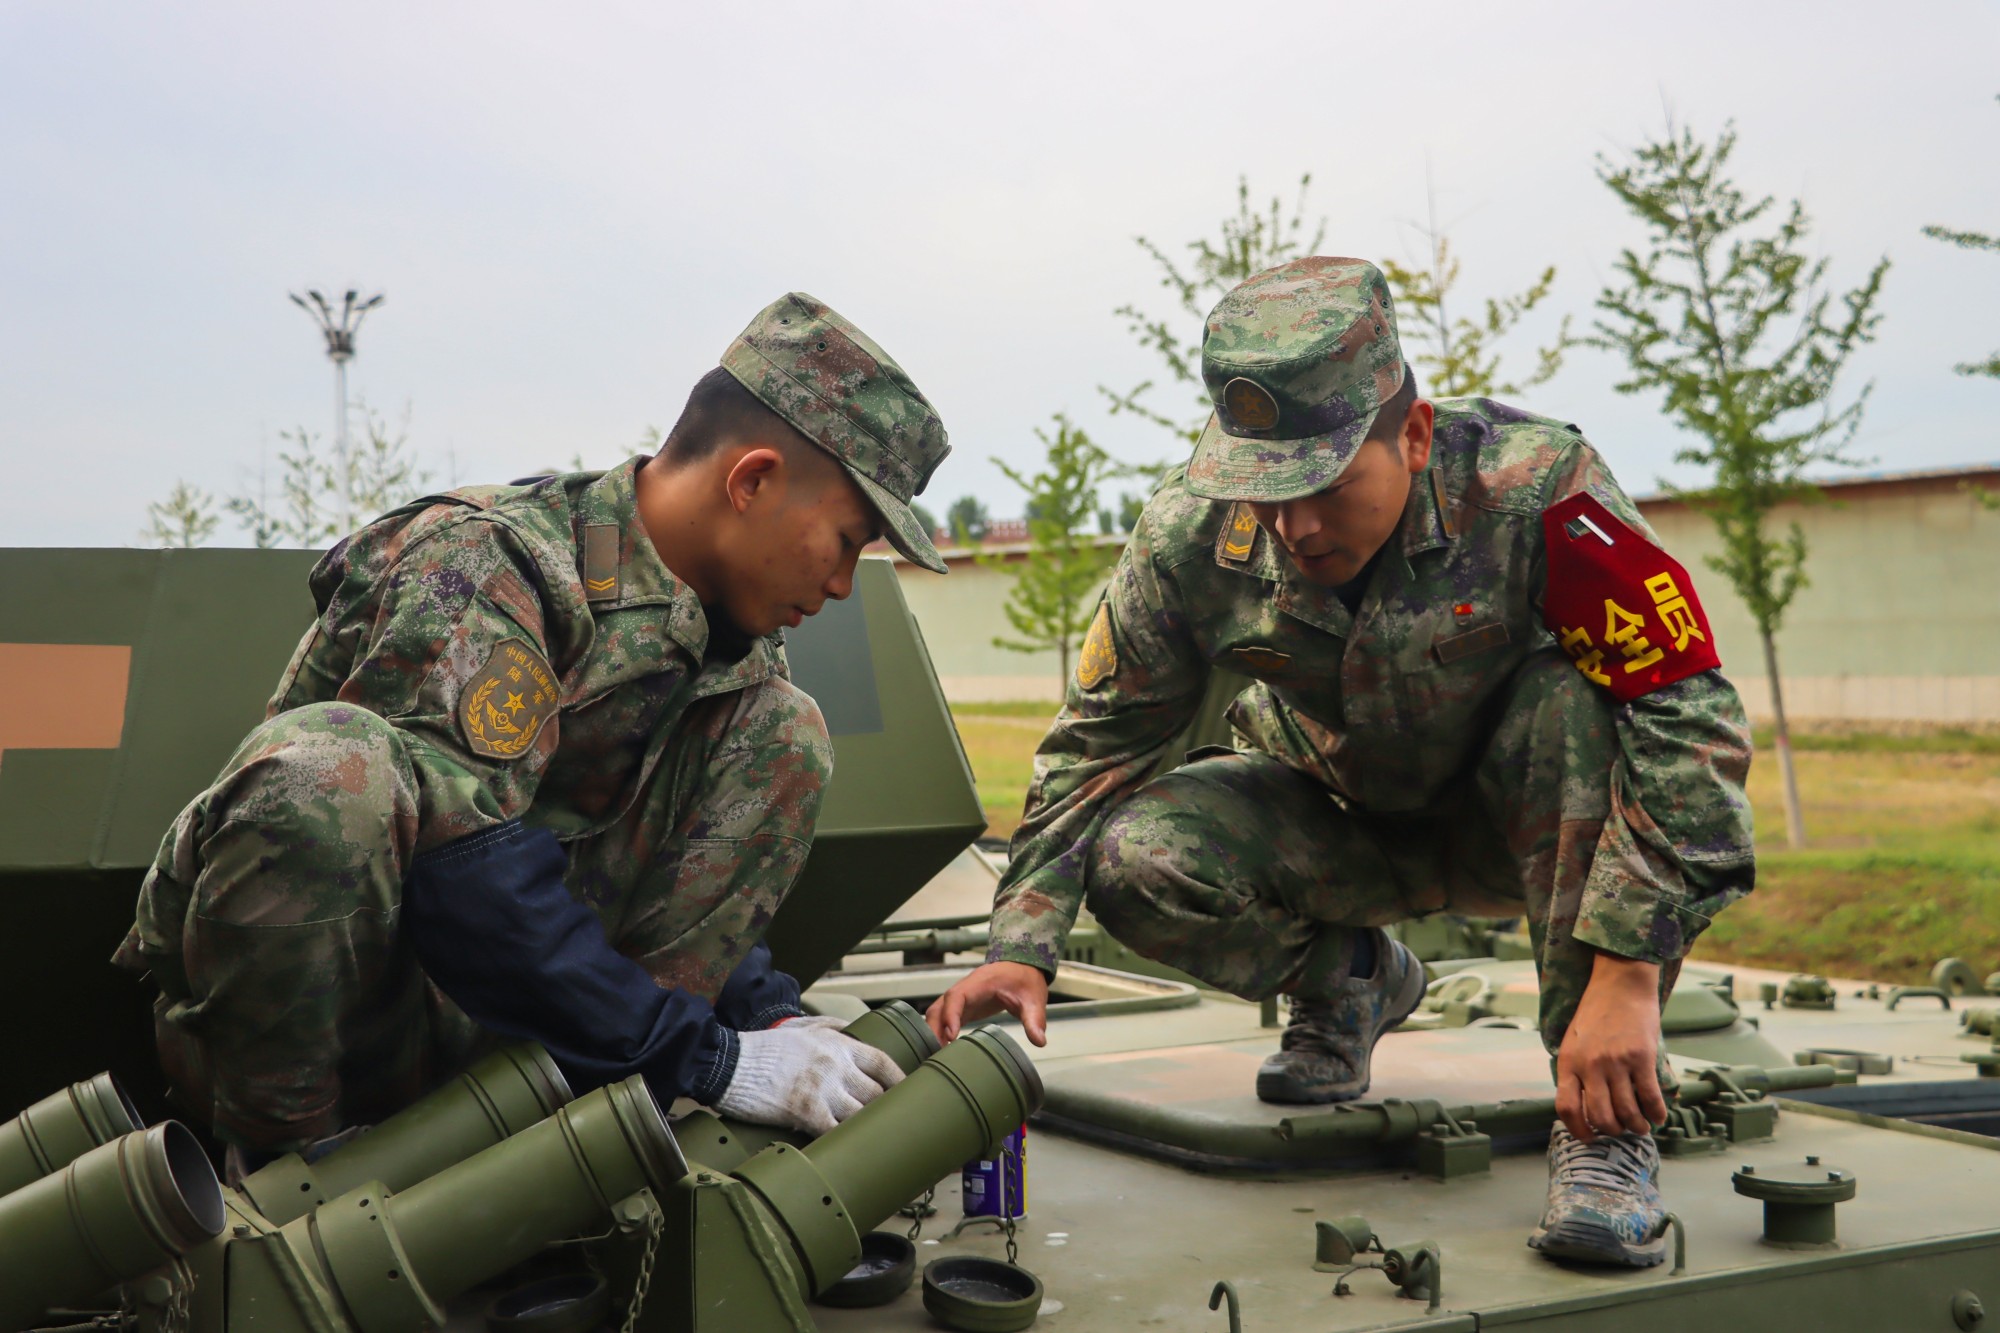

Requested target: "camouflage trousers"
[
  {"left": 115, "top": 679, "right": 830, "bottom": 1151},
  {"left": 1084, "top": 649, "right": 1681, "bottom": 1059}
]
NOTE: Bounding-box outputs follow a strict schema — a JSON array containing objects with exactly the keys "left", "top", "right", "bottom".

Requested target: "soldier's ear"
[
  {"left": 1401, "top": 400, "right": 1436, "bottom": 475},
  {"left": 722, "top": 446, "right": 785, "bottom": 516}
]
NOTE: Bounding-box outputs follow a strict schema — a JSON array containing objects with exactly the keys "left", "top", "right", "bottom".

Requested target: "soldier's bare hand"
[
  {"left": 1555, "top": 951, "right": 1667, "bottom": 1142},
  {"left": 928, "top": 962, "right": 1050, "bottom": 1047}
]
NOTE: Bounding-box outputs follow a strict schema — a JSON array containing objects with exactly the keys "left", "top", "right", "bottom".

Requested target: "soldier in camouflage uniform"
[
  {"left": 930, "top": 258, "right": 1755, "bottom": 1268},
  {"left": 115, "top": 293, "right": 953, "bottom": 1162}
]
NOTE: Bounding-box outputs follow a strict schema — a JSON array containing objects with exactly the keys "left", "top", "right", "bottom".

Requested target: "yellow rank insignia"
[
  {"left": 1219, "top": 503, "right": 1259, "bottom": 563},
  {"left": 460, "top": 638, "right": 559, "bottom": 760},
  {"left": 1076, "top": 605, "right": 1117, "bottom": 692}
]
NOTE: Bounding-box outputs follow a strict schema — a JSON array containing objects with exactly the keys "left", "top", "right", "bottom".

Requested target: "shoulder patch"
[
  {"left": 460, "top": 638, "right": 560, "bottom": 759},
  {"left": 1216, "top": 503, "right": 1261, "bottom": 568},
  {"left": 1076, "top": 604, "right": 1118, "bottom": 692},
  {"left": 1542, "top": 494, "right": 1720, "bottom": 702}
]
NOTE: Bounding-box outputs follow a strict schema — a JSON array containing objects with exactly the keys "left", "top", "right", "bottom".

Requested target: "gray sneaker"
[
  {"left": 1529, "top": 1123, "right": 1668, "bottom": 1268},
  {"left": 1255, "top": 930, "right": 1425, "bottom": 1105}
]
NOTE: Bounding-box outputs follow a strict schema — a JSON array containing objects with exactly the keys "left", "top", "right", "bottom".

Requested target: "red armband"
[{"left": 1541, "top": 493, "right": 1721, "bottom": 703}]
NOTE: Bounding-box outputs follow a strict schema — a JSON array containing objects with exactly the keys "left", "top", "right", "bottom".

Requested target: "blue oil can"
[{"left": 961, "top": 1123, "right": 1027, "bottom": 1218}]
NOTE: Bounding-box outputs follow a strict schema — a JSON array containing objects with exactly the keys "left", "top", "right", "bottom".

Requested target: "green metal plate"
[
  {"left": 815, "top": 1101, "right": 2000, "bottom": 1331},
  {"left": 0, "top": 548, "right": 980, "bottom": 1114}
]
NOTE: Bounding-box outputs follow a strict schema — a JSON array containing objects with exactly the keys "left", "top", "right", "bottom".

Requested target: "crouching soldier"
[
  {"left": 931, "top": 257, "right": 1755, "bottom": 1268},
  {"left": 115, "top": 293, "right": 953, "bottom": 1171}
]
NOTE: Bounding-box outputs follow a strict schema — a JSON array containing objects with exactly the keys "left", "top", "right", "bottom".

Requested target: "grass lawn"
[
  {"left": 1695, "top": 745, "right": 2000, "bottom": 983},
  {"left": 951, "top": 707, "right": 1058, "bottom": 839},
  {"left": 949, "top": 704, "right": 2000, "bottom": 983}
]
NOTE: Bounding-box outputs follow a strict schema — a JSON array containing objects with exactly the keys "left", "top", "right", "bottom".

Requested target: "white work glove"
[
  {"left": 713, "top": 1020, "right": 904, "bottom": 1136},
  {"left": 775, "top": 1013, "right": 852, "bottom": 1031}
]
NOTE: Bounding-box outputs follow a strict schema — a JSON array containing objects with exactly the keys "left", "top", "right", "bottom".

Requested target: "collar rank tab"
[{"left": 583, "top": 524, "right": 621, "bottom": 603}]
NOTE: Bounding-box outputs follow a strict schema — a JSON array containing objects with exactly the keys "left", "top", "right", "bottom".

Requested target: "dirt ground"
[{"left": 950, "top": 706, "right": 2000, "bottom": 984}]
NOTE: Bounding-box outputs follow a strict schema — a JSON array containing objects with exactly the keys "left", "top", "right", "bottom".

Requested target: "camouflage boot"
[
  {"left": 1254, "top": 930, "right": 1425, "bottom": 1105},
  {"left": 1528, "top": 1123, "right": 1668, "bottom": 1268}
]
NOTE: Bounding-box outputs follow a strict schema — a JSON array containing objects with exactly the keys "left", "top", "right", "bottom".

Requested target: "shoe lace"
[
  {"left": 1550, "top": 1127, "right": 1654, "bottom": 1193},
  {"left": 1279, "top": 996, "right": 1345, "bottom": 1054}
]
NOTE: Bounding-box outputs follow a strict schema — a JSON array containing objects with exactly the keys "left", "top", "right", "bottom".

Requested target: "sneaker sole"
[
  {"left": 1254, "top": 946, "right": 1429, "bottom": 1105},
  {"left": 1528, "top": 1217, "right": 1668, "bottom": 1269}
]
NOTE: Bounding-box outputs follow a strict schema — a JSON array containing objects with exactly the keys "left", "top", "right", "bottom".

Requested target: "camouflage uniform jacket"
[
  {"left": 270, "top": 456, "right": 787, "bottom": 851},
  {"left": 986, "top": 399, "right": 1756, "bottom": 975}
]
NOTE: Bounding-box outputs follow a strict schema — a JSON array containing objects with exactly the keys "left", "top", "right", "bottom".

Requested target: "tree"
[
  {"left": 1922, "top": 96, "right": 2000, "bottom": 381},
  {"left": 1593, "top": 119, "right": 1888, "bottom": 849},
  {"left": 345, "top": 400, "right": 425, "bottom": 520},
  {"left": 1097, "top": 490, "right": 1145, "bottom": 535},
  {"left": 981, "top": 415, "right": 1127, "bottom": 685},
  {"left": 1103, "top": 175, "right": 1326, "bottom": 450},
  {"left": 946, "top": 495, "right": 991, "bottom": 544},
  {"left": 1108, "top": 174, "right": 1576, "bottom": 456},
  {"left": 226, "top": 427, "right": 338, "bottom": 547},
  {"left": 225, "top": 400, "right": 428, "bottom": 547},
  {"left": 1381, "top": 194, "right": 1574, "bottom": 397},
  {"left": 910, "top": 501, "right": 939, "bottom": 539},
  {"left": 140, "top": 481, "right": 220, "bottom": 548}
]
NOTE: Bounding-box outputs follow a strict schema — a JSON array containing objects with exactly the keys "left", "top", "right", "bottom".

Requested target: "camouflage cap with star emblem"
[
  {"left": 1185, "top": 256, "right": 1408, "bottom": 504},
  {"left": 722, "top": 292, "right": 952, "bottom": 573}
]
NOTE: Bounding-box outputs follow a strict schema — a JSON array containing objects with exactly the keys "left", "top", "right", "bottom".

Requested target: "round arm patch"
[
  {"left": 460, "top": 638, "right": 559, "bottom": 759},
  {"left": 1541, "top": 494, "right": 1721, "bottom": 703}
]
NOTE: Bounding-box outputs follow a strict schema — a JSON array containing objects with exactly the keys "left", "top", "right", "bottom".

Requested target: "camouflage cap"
[
  {"left": 722, "top": 293, "right": 951, "bottom": 573},
  {"left": 1185, "top": 257, "right": 1406, "bottom": 504}
]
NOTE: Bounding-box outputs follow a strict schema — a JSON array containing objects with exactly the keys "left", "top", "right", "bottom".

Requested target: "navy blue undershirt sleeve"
[
  {"left": 712, "top": 940, "right": 806, "bottom": 1031},
  {"left": 403, "top": 820, "right": 740, "bottom": 1104}
]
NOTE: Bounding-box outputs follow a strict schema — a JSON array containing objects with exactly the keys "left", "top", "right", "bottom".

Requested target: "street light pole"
[{"left": 289, "top": 288, "right": 385, "bottom": 533}]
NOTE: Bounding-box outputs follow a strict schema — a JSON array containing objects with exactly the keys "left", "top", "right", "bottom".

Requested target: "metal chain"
[
  {"left": 160, "top": 1262, "right": 193, "bottom": 1333},
  {"left": 618, "top": 1206, "right": 662, "bottom": 1333},
  {"left": 47, "top": 1264, "right": 198, "bottom": 1333},
  {"left": 1003, "top": 1214, "right": 1019, "bottom": 1266},
  {"left": 903, "top": 1185, "right": 936, "bottom": 1241}
]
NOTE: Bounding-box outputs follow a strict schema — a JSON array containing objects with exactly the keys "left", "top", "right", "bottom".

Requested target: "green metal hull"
[{"left": 6, "top": 544, "right": 2000, "bottom": 1332}]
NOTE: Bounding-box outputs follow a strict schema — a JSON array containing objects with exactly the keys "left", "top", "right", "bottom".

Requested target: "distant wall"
[
  {"left": 892, "top": 539, "right": 1115, "bottom": 703},
  {"left": 889, "top": 465, "right": 2000, "bottom": 721},
  {"left": 1636, "top": 468, "right": 2000, "bottom": 724}
]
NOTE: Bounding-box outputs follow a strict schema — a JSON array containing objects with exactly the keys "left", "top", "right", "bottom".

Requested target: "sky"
[{"left": 2, "top": 1, "right": 1996, "bottom": 547}]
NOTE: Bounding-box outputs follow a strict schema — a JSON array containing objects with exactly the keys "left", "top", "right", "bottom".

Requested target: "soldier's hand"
[
  {"left": 928, "top": 962, "right": 1050, "bottom": 1047},
  {"left": 713, "top": 1019, "right": 904, "bottom": 1137},
  {"left": 1555, "top": 951, "right": 1668, "bottom": 1142}
]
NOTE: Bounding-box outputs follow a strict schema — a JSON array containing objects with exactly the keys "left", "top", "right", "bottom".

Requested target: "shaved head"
[{"left": 659, "top": 366, "right": 817, "bottom": 466}]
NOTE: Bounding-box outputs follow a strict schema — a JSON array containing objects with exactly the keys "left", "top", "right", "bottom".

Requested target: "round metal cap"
[
  {"left": 921, "top": 1256, "right": 1043, "bottom": 1332},
  {"left": 816, "top": 1231, "right": 917, "bottom": 1309},
  {"left": 1732, "top": 1161, "right": 1857, "bottom": 1204},
  {"left": 485, "top": 1273, "right": 610, "bottom": 1333}
]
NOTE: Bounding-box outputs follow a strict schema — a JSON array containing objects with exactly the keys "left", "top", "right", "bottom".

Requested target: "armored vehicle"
[{"left": 4, "top": 547, "right": 1999, "bottom": 1332}]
